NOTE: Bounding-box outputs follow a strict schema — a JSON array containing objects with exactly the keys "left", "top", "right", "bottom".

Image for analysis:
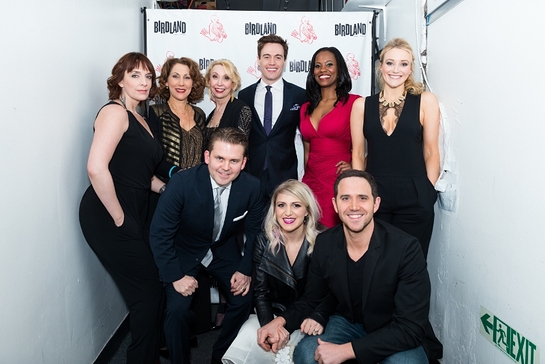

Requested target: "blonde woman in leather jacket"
[{"left": 222, "top": 180, "right": 333, "bottom": 364}]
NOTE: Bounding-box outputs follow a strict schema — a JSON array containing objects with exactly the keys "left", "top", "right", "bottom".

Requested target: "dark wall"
[{"left": 216, "top": 0, "right": 319, "bottom": 11}]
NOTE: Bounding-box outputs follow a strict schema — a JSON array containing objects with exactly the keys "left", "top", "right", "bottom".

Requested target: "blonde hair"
[
  {"left": 264, "top": 180, "right": 322, "bottom": 255},
  {"left": 376, "top": 38, "right": 425, "bottom": 95},
  {"left": 204, "top": 59, "right": 242, "bottom": 101}
]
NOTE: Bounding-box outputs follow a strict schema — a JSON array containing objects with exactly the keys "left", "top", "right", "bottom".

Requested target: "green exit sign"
[{"left": 480, "top": 306, "right": 540, "bottom": 364}]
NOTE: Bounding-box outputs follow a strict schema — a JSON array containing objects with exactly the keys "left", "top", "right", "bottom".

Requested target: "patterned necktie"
[
  {"left": 203, "top": 186, "right": 226, "bottom": 267},
  {"left": 264, "top": 85, "right": 272, "bottom": 135},
  {"left": 212, "top": 186, "right": 226, "bottom": 241}
]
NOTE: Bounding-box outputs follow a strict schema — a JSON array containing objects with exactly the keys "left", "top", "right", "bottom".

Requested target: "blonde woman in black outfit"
[
  {"left": 350, "top": 38, "right": 440, "bottom": 258},
  {"left": 223, "top": 180, "right": 329, "bottom": 364},
  {"left": 203, "top": 59, "right": 252, "bottom": 147}
]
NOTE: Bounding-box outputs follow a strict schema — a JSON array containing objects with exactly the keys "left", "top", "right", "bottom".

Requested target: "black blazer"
[
  {"left": 149, "top": 163, "right": 263, "bottom": 282},
  {"left": 238, "top": 79, "right": 306, "bottom": 196},
  {"left": 281, "top": 220, "right": 442, "bottom": 363}
]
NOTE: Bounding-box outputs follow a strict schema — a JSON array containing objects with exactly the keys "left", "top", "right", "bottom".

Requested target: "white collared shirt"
[{"left": 254, "top": 79, "right": 284, "bottom": 129}]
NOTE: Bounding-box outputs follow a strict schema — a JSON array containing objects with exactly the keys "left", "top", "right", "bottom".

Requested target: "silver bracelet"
[{"left": 159, "top": 184, "right": 167, "bottom": 194}]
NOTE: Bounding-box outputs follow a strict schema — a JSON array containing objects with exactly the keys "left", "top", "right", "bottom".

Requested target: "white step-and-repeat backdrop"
[{"left": 145, "top": 9, "right": 374, "bottom": 176}]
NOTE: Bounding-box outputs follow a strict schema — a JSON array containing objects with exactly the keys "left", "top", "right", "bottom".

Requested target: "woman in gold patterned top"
[
  {"left": 149, "top": 57, "right": 206, "bottom": 180},
  {"left": 148, "top": 57, "right": 212, "bottom": 340}
]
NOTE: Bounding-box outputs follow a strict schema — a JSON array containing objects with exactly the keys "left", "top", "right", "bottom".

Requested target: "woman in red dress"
[{"left": 300, "top": 47, "right": 360, "bottom": 228}]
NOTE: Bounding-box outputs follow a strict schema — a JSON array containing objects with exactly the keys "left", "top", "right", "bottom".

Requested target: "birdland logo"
[
  {"left": 154, "top": 21, "right": 186, "bottom": 34},
  {"left": 480, "top": 306, "right": 540, "bottom": 364},
  {"left": 346, "top": 53, "right": 361, "bottom": 80},
  {"left": 198, "top": 58, "right": 215, "bottom": 71},
  {"left": 291, "top": 16, "right": 318, "bottom": 44},
  {"left": 289, "top": 60, "right": 311, "bottom": 73},
  {"left": 155, "top": 51, "right": 175, "bottom": 74},
  {"left": 334, "top": 23, "right": 367, "bottom": 36},
  {"left": 244, "top": 22, "right": 277, "bottom": 36},
  {"left": 201, "top": 15, "right": 227, "bottom": 42}
]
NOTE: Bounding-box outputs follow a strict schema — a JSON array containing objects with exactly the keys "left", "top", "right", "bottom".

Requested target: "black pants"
[
  {"left": 374, "top": 174, "right": 437, "bottom": 258},
  {"left": 80, "top": 187, "right": 164, "bottom": 364},
  {"left": 163, "top": 257, "right": 253, "bottom": 363}
]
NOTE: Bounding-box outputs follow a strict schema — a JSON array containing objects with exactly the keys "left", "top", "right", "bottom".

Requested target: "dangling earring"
[
  {"left": 303, "top": 215, "right": 309, "bottom": 224},
  {"left": 119, "top": 93, "right": 127, "bottom": 109}
]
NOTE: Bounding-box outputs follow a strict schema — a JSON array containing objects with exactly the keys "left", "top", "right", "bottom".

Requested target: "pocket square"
[
  {"left": 233, "top": 211, "right": 248, "bottom": 221},
  {"left": 290, "top": 104, "right": 301, "bottom": 111}
]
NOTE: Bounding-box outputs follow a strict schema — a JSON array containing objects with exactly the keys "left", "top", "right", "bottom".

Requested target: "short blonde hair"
[{"left": 204, "top": 59, "right": 242, "bottom": 101}]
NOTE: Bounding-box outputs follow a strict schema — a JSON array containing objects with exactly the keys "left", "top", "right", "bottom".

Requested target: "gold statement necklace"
[
  {"left": 378, "top": 91, "right": 407, "bottom": 131},
  {"left": 379, "top": 91, "right": 406, "bottom": 108}
]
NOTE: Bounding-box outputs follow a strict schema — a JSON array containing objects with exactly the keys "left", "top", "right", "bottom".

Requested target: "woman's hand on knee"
[{"left": 300, "top": 318, "right": 324, "bottom": 336}]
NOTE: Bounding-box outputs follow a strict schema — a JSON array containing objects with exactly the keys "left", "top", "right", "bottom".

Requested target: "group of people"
[{"left": 79, "top": 34, "right": 442, "bottom": 364}]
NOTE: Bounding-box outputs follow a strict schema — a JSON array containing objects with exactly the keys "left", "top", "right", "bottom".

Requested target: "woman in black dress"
[
  {"left": 350, "top": 38, "right": 440, "bottom": 257},
  {"left": 79, "top": 53, "right": 166, "bottom": 364}
]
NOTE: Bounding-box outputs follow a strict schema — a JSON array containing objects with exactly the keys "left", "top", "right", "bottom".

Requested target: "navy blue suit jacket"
[
  {"left": 238, "top": 79, "right": 306, "bottom": 196},
  {"left": 149, "top": 163, "right": 263, "bottom": 282}
]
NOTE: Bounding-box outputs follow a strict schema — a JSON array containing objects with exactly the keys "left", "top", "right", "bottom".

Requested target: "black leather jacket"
[{"left": 252, "top": 234, "right": 331, "bottom": 328}]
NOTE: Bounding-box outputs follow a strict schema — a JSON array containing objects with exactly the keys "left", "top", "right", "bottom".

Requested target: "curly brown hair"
[
  {"left": 157, "top": 57, "right": 205, "bottom": 104},
  {"left": 107, "top": 52, "right": 158, "bottom": 100}
]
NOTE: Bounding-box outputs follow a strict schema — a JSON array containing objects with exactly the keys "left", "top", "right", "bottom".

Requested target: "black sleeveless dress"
[
  {"left": 79, "top": 102, "right": 164, "bottom": 363},
  {"left": 364, "top": 93, "right": 437, "bottom": 257}
]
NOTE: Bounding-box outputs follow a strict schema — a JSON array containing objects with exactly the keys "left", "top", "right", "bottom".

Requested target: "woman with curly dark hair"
[
  {"left": 149, "top": 57, "right": 207, "bottom": 178},
  {"left": 148, "top": 57, "right": 213, "bottom": 340},
  {"left": 300, "top": 47, "right": 361, "bottom": 228}
]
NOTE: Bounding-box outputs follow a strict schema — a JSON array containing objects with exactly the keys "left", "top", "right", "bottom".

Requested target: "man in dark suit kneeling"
[
  {"left": 150, "top": 128, "right": 263, "bottom": 364},
  {"left": 257, "top": 169, "right": 442, "bottom": 364}
]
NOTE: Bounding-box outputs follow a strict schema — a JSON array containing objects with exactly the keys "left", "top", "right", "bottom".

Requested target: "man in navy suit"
[
  {"left": 238, "top": 34, "right": 306, "bottom": 205},
  {"left": 256, "top": 170, "right": 442, "bottom": 363},
  {"left": 150, "top": 128, "right": 263, "bottom": 364}
]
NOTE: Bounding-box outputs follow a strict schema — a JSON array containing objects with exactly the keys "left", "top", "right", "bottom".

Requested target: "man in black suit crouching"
[
  {"left": 150, "top": 128, "right": 263, "bottom": 364},
  {"left": 239, "top": 34, "right": 306, "bottom": 206}
]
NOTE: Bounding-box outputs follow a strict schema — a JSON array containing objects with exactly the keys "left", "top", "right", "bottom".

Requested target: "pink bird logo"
[
  {"left": 246, "top": 59, "right": 261, "bottom": 79},
  {"left": 156, "top": 51, "right": 175, "bottom": 73},
  {"left": 200, "top": 15, "right": 227, "bottom": 42},
  {"left": 291, "top": 16, "right": 318, "bottom": 44},
  {"left": 346, "top": 53, "right": 361, "bottom": 80}
]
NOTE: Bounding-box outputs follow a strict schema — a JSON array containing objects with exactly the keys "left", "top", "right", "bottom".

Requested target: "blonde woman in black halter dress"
[{"left": 350, "top": 38, "right": 440, "bottom": 258}]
